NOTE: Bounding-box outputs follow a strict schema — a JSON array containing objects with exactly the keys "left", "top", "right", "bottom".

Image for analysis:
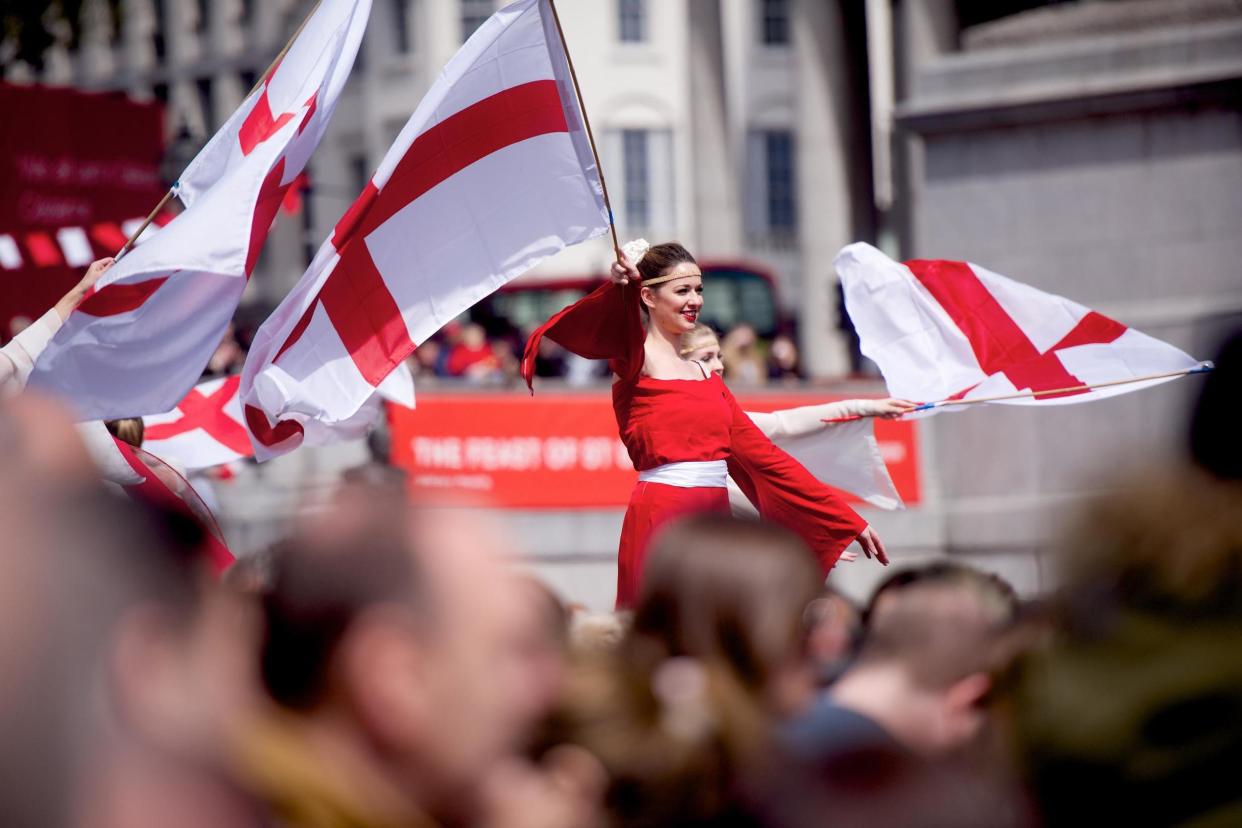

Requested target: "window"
[
  {"left": 194, "top": 0, "right": 210, "bottom": 33},
  {"left": 392, "top": 0, "right": 412, "bottom": 54},
  {"left": 618, "top": 0, "right": 645, "bottom": 43},
  {"left": 349, "top": 153, "right": 371, "bottom": 196},
  {"left": 195, "top": 77, "right": 215, "bottom": 130},
  {"left": 152, "top": 0, "right": 168, "bottom": 59},
  {"left": 461, "top": 0, "right": 492, "bottom": 43},
  {"left": 622, "top": 130, "right": 649, "bottom": 230},
  {"left": 759, "top": 0, "right": 789, "bottom": 46},
  {"left": 607, "top": 128, "right": 674, "bottom": 235},
  {"left": 746, "top": 129, "right": 797, "bottom": 240}
]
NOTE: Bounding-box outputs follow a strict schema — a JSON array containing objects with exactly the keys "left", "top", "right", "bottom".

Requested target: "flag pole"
[
  {"left": 114, "top": 0, "right": 324, "bottom": 262},
  {"left": 821, "top": 363, "right": 1215, "bottom": 423},
  {"left": 545, "top": 0, "right": 622, "bottom": 258}
]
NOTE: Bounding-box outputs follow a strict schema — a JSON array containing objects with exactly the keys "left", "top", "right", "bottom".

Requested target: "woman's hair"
[
  {"left": 636, "top": 242, "right": 696, "bottom": 284},
  {"left": 679, "top": 323, "right": 718, "bottom": 356},
  {"left": 105, "top": 418, "right": 145, "bottom": 448},
  {"left": 554, "top": 514, "right": 823, "bottom": 825}
]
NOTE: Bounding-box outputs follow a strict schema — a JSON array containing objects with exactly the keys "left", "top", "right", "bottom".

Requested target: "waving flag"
[
  {"left": 142, "top": 375, "right": 251, "bottom": 471},
  {"left": 76, "top": 421, "right": 234, "bottom": 572},
  {"left": 835, "top": 243, "right": 1203, "bottom": 408},
  {"left": 242, "top": 0, "right": 610, "bottom": 459},
  {"left": 28, "top": 0, "right": 372, "bottom": 421}
]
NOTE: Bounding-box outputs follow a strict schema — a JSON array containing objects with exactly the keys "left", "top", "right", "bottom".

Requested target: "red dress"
[{"left": 522, "top": 281, "right": 868, "bottom": 608}]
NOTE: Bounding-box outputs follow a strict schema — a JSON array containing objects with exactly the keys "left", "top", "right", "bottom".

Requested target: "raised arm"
[
  {"left": 521, "top": 254, "right": 646, "bottom": 390},
  {"left": 2, "top": 258, "right": 113, "bottom": 394}
]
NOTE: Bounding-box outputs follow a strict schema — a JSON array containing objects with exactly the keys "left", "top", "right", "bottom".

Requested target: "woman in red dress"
[{"left": 522, "top": 241, "right": 888, "bottom": 607}]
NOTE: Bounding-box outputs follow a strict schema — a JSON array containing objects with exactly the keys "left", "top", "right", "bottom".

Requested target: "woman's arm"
[
  {"left": 723, "top": 386, "right": 885, "bottom": 571},
  {"left": 521, "top": 254, "right": 645, "bottom": 390},
  {"left": 745, "top": 398, "right": 917, "bottom": 440}
]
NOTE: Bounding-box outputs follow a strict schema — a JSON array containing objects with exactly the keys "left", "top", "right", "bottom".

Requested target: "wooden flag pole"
[
  {"left": 115, "top": 0, "right": 324, "bottom": 261},
  {"left": 821, "top": 363, "right": 1215, "bottom": 423},
  {"left": 546, "top": 0, "right": 622, "bottom": 259}
]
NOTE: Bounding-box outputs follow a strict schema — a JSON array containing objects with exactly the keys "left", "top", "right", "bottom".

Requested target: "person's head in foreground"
[
  {"left": 826, "top": 561, "right": 1021, "bottom": 758},
  {"left": 1009, "top": 461, "right": 1242, "bottom": 827},
  {"left": 557, "top": 513, "right": 824, "bottom": 827},
  {"left": 251, "top": 482, "right": 558, "bottom": 826}
]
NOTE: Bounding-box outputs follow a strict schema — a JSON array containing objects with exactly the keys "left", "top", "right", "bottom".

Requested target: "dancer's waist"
[{"left": 637, "top": 460, "right": 728, "bottom": 489}]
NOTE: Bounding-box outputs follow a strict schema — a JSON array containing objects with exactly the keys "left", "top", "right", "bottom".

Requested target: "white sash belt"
[{"left": 637, "top": 460, "right": 728, "bottom": 489}]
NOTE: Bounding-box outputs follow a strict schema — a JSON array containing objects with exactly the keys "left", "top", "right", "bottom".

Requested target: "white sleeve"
[
  {"left": 743, "top": 401, "right": 866, "bottom": 441},
  {"left": 1, "top": 309, "right": 63, "bottom": 394}
]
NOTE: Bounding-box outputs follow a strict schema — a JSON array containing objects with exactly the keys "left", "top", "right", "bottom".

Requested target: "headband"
[{"left": 620, "top": 238, "right": 700, "bottom": 287}]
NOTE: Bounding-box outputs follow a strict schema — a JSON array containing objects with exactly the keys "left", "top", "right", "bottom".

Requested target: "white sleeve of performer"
[
  {"left": 746, "top": 399, "right": 896, "bottom": 440},
  {"left": 1, "top": 309, "right": 63, "bottom": 395}
]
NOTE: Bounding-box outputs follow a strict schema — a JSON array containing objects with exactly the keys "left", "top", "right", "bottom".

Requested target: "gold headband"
[{"left": 640, "top": 270, "right": 702, "bottom": 288}]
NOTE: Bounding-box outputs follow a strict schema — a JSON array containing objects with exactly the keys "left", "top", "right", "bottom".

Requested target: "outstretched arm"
[
  {"left": 724, "top": 386, "right": 884, "bottom": 571},
  {"left": 745, "top": 398, "right": 917, "bottom": 440}
]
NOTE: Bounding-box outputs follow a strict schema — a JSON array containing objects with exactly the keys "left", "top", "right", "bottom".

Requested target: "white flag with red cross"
[
  {"left": 142, "top": 375, "right": 252, "bottom": 471},
  {"left": 28, "top": 0, "right": 372, "bottom": 421},
  {"left": 143, "top": 366, "right": 410, "bottom": 470},
  {"left": 76, "top": 421, "right": 234, "bottom": 572},
  {"left": 835, "top": 243, "right": 1205, "bottom": 408},
  {"left": 241, "top": 0, "right": 610, "bottom": 460}
]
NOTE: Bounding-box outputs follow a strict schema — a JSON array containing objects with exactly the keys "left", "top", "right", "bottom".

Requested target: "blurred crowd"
[
  {"left": 0, "top": 329, "right": 1237, "bottom": 828},
  {"left": 419, "top": 319, "right": 807, "bottom": 388}
]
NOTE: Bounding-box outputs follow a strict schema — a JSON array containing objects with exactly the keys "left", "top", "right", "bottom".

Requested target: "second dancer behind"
[{"left": 522, "top": 240, "right": 889, "bottom": 608}]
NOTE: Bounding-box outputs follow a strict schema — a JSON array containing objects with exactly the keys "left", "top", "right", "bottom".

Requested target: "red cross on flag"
[
  {"left": 242, "top": 0, "right": 611, "bottom": 459},
  {"left": 28, "top": 0, "right": 372, "bottom": 421},
  {"left": 835, "top": 243, "right": 1204, "bottom": 408},
  {"left": 143, "top": 375, "right": 252, "bottom": 471}
]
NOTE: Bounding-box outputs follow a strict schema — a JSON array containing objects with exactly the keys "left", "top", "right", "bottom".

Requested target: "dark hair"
[
  {"left": 259, "top": 483, "right": 425, "bottom": 709},
  {"left": 637, "top": 241, "right": 697, "bottom": 284}
]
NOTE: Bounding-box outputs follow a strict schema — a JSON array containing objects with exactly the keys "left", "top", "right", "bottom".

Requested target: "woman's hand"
[
  {"left": 855, "top": 525, "right": 889, "bottom": 565},
  {"left": 866, "top": 397, "right": 919, "bottom": 419},
  {"left": 610, "top": 251, "right": 640, "bottom": 285},
  {"left": 54, "top": 257, "right": 114, "bottom": 321}
]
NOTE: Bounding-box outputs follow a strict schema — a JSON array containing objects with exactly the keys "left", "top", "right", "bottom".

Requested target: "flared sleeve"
[
  {"left": 723, "top": 387, "right": 869, "bottom": 572},
  {"left": 521, "top": 281, "right": 645, "bottom": 391}
]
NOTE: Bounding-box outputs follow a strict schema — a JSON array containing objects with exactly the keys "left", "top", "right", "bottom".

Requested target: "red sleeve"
[
  {"left": 722, "top": 386, "right": 868, "bottom": 572},
  {"left": 521, "top": 281, "right": 644, "bottom": 392}
]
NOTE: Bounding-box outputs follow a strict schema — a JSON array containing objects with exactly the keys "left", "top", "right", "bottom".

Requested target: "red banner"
[
  {"left": 0, "top": 83, "right": 166, "bottom": 339},
  {"left": 388, "top": 391, "right": 921, "bottom": 509}
]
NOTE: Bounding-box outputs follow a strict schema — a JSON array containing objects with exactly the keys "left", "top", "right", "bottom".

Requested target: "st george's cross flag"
[
  {"left": 835, "top": 243, "right": 1204, "bottom": 408},
  {"left": 241, "top": 0, "right": 610, "bottom": 459},
  {"left": 143, "top": 375, "right": 251, "bottom": 471},
  {"left": 76, "top": 421, "right": 234, "bottom": 572},
  {"left": 28, "top": 0, "right": 372, "bottom": 421},
  {"left": 143, "top": 365, "right": 412, "bottom": 470}
]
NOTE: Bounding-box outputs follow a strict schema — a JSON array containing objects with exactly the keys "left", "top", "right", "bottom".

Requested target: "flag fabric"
[
  {"left": 76, "top": 421, "right": 234, "bottom": 572},
  {"left": 143, "top": 364, "right": 411, "bottom": 470},
  {"left": 143, "top": 375, "right": 251, "bottom": 471},
  {"left": 835, "top": 243, "right": 1203, "bottom": 408},
  {"left": 28, "top": 0, "right": 372, "bottom": 421},
  {"left": 241, "top": 0, "right": 610, "bottom": 460}
]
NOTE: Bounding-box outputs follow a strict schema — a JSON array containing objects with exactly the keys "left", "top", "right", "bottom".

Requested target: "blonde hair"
[
  {"left": 679, "top": 323, "right": 719, "bottom": 357},
  {"left": 105, "top": 418, "right": 145, "bottom": 448}
]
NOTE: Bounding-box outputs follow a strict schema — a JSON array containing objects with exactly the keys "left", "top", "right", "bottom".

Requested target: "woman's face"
[
  {"left": 687, "top": 338, "right": 724, "bottom": 376},
  {"left": 642, "top": 263, "right": 704, "bottom": 336}
]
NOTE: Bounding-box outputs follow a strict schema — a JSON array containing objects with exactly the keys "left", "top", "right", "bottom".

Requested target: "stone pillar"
[
  {"left": 687, "top": 0, "right": 741, "bottom": 256},
  {"left": 792, "top": 0, "right": 854, "bottom": 378}
]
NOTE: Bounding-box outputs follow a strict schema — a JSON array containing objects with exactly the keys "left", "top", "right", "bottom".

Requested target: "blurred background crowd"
[{"left": 1, "top": 329, "right": 1237, "bottom": 828}]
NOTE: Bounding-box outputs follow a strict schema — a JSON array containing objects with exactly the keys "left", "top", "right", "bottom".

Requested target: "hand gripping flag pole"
[{"left": 114, "top": 0, "right": 324, "bottom": 262}]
